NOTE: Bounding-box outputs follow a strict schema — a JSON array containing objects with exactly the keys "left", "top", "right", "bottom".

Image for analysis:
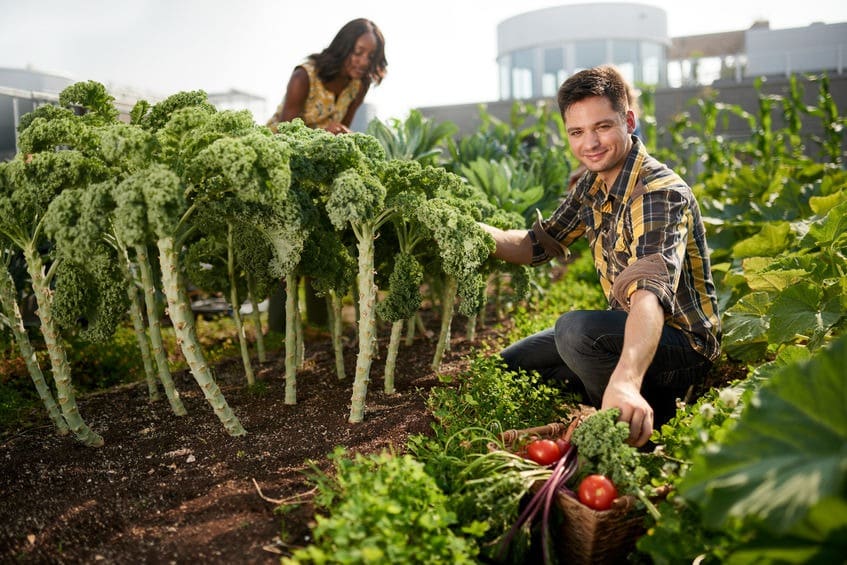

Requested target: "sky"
[{"left": 2, "top": 0, "right": 846, "bottom": 123}]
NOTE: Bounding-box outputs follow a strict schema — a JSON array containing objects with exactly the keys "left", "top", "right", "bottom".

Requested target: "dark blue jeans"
[{"left": 500, "top": 310, "right": 712, "bottom": 426}]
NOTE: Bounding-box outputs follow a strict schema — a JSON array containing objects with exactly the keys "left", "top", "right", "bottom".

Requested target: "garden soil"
[
  {"left": 0, "top": 312, "right": 505, "bottom": 564},
  {"left": 0, "top": 309, "right": 741, "bottom": 564}
]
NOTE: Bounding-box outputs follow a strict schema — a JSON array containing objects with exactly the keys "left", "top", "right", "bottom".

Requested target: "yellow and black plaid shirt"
[{"left": 531, "top": 137, "right": 721, "bottom": 361}]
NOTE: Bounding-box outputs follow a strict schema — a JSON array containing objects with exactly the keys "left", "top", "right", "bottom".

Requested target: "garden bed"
[{"left": 0, "top": 316, "right": 499, "bottom": 564}]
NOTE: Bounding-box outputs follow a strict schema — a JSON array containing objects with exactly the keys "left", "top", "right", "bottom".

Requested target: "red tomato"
[
  {"left": 577, "top": 474, "right": 618, "bottom": 510},
  {"left": 525, "top": 439, "right": 561, "bottom": 465}
]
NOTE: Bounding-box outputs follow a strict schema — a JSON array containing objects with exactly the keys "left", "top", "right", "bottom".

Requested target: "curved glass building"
[{"left": 497, "top": 3, "right": 669, "bottom": 100}]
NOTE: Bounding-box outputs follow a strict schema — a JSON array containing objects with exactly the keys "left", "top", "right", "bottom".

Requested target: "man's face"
[{"left": 564, "top": 96, "right": 635, "bottom": 185}]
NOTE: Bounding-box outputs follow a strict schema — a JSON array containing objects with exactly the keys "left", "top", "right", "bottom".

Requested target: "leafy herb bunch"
[{"left": 570, "top": 408, "right": 663, "bottom": 519}]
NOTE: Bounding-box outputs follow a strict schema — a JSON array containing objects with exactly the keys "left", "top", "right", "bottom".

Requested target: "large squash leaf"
[
  {"left": 722, "top": 291, "right": 771, "bottom": 361},
  {"left": 731, "top": 221, "right": 792, "bottom": 258},
  {"left": 767, "top": 282, "right": 843, "bottom": 346},
  {"left": 680, "top": 335, "right": 847, "bottom": 537}
]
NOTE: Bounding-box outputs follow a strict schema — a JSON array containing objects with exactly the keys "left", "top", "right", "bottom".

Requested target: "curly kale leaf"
[
  {"left": 299, "top": 225, "right": 357, "bottom": 297},
  {"left": 96, "top": 123, "right": 153, "bottom": 174},
  {"left": 17, "top": 112, "right": 98, "bottom": 156},
  {"left": 240, "top": 130, "right": 291, "bottom": 197},
  {"left": 154, "top": 106, "right": 216, "bottom": 171},
  {"left": 248, "top": 196, "right": 310, "bottom": 278},
  {"left": 52, "top": 249, "right": 130, "bottom": 343},
  {"left": 276, "top": 120, "right": 370, "bottom": 191},
  {"left": 327, "top": 169, "right": 387, "bottom": 230},
  {"left": 58, "top": 81, "right": 119, "bottom": 126},
  {"left": 417, "top": 198, "right": 496, "bottom": 315},
  {"left": 138, "top": 90, "right": 216, "bottom": 132},
  {"left": 571, "top": 408, "right": 650, "bottom": 495},
  {"left": 376, "top": 253, "right": 424, "bottom": 323},
  {"left": 348, "top": 131, "right": 387, "bottom": 163},
  {"left": 183, "top": 235, "right": 230, "bottom": 294},
  {"left": 16, "top": 104, "right": 74, "bottom": 136},
  {"left": 43, "top": 180, "right": 115, "bottom": 262},
  {"left": 185, "top": 136, "right": 258, "bottom": 198},
  {"left": 1, "top": 151, "right": 106, "bottom": 239},
  {"left": 115, "top": 165, "right": 184, "bottom": 240}
]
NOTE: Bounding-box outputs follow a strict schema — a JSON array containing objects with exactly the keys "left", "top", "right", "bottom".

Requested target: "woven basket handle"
[{"left": 499, "top": 422, "right": 567, "bottom": 444}]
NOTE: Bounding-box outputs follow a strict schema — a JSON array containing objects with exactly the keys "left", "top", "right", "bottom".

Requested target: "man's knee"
[
  {"left": 554, "top": 310, "right": 600, "bottom": 354},
  {"left": 499, "top": 328, "right": 558, "bottom": 372}
]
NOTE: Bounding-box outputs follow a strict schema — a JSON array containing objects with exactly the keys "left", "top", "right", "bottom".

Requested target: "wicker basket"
[{"left": 495, "top": 416, "right": 662, "bottom": 565}]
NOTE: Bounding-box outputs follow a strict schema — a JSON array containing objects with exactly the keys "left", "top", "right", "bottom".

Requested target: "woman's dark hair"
[
  {"left": 310, "top": 18, "right": 387, "bottom": 86},
  {"left": 557, "top": 65, "right": 630, "bottom": 118}
]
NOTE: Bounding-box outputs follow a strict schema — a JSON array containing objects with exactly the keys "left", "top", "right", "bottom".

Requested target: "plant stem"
[
  {"left": 246, "top": 273, "right": 266, "bottom": 364},
  {"left": 432, "top": 275, "right": 457, "bottom": 371},
  {"left": 114, "top": 239, "right": 159, "bottom": 401},
  {"left": 157, "top": 236, "right": 245, "bottom": 436},
  {"left": 0, "top": 264, "right": 68, "bottom": 436},
  {"left": 126, "top": 268, "right": 159, "bottom": 401},
  {"left": 349, "top": 224, "right": 377, "bottom": 423},
  {"left": 284, "top": 274, "right": 298, "bottom": 404},
  {"left": 465, "top": 313, "right": 477, "bottom": 343},
  {"left": 383, "top": 319, "right": 403, "bottom": 394},
  {"left": 328, "top": 291, "right": 345, "bottom": 380},
  {"left": 24, "top": 246, "right": 103, "bottom": 447},
  {"left": 135, "top": 244, "right": 186, "bottom": 416},
  {"left": 404, "top": 314, "right": 415, "bottom": 346},
  {"left": 228, "top": 224, "right": 255, "bottom": 386}
]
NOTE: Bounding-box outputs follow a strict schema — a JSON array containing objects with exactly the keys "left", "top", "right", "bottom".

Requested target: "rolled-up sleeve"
[
  {"left": 612, "top": 190, "right": 688, "bottom": 314},
  {"left": 529, "top": 193, "right": 585, "bottom": 266}
]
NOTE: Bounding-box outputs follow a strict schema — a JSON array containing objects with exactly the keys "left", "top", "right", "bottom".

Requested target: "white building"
[
  {"left": 495, "top": 3, "right": 846, "bottom": 100},
  {"left": 497, "top": 3, "right": 669, "bottom": 100}
]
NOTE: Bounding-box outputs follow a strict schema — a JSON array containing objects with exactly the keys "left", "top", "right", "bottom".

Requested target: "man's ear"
[{"left": 625, "top": 109, "right": 636, "bottom": 133}]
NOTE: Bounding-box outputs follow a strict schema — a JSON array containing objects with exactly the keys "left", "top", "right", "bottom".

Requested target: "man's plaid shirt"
[{"left": 530, "top": 137, "right": 721, "bottom": 361}]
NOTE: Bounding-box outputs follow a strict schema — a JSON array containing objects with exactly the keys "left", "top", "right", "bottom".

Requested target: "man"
[{"left": 480, "top": 66, "right": 721, "bottom": 447}]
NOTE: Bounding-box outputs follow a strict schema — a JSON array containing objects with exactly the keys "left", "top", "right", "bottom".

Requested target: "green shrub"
[
  {"left": 283, "top": 447, "right": 478, "bottom": 564},
  {"left": 426, "top": 352, "right": 569, "bottom": 437}
]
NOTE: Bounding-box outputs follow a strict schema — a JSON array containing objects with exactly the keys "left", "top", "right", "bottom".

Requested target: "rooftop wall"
[{"left": 746, "top": 22, "right": 847, "bottom": 76}]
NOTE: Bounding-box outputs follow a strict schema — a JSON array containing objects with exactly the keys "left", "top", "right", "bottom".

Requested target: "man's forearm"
[
  {"left": 602, "top": 289, "right": 665, "bottom": 446},
  {"left": 613, "top": 290, "right": 664, "bottom": 381},
  {"left": 479, "top": 223, "right": 534, "bottom": 265}
]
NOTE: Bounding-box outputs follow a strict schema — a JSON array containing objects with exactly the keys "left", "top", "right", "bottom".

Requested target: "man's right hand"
[{"left": 478, "top": 222, "right": 534, "bottom": 265}]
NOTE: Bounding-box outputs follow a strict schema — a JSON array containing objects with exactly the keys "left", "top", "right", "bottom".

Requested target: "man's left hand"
[{"left": 601, "top": 379, "right": 654, "bottom": 447}]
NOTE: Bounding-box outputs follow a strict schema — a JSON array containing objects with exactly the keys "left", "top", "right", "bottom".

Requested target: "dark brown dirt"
[
  {"left": 0, "top": 314, "right": 505, "bottom": 565},
  {"left": 0, "top": 301, "right": 745, "bottom": 565}
]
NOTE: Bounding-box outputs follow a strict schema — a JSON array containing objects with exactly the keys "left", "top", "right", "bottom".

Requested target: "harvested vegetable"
[
  {"left": 577, "top": 474, "right": 618, "bottom": 510},
  {"left": 525, "top": 439, "right": 562, "bottom": 466}
]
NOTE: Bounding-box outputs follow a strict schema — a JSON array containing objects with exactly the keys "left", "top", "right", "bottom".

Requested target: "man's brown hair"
[{"left": 557, "top": 65, "right": 631, "bottom": 118}]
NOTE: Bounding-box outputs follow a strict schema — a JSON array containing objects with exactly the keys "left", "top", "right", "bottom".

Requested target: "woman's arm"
[
  {"left": 277, "top": 66, "right": 310, "bottom": 123},
  {"left": 340, "top": 81, "right": 371, "bottom": 128}
]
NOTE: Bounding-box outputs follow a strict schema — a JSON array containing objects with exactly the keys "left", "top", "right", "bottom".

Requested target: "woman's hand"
[{"left": 324, "top": 122, "right": 351, "bottom": 135}]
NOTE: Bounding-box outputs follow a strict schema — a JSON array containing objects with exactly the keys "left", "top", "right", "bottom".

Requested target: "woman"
[
  {"left": 265, "top": 18, "right": 387, "bottom": 332},
  {"left": 267, "top": 18, "right": 387, "bottom": 134}
]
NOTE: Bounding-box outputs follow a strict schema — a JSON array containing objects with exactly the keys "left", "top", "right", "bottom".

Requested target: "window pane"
[
  {"left": 542, "top": 47, "right": 565, "bottom": 97},
  {"left": 511, "top": 49, "right": 535, "bottom": 99},
  {"left": 512, "top": 68, "right": 533, "bottom": 99},
  {"left": 641, "top": 42, "right": 664, "bottom": 85},
  {"left": 612, "top": 40, "right": 639, "bottom": 64},
  {"left": 499, "top": 55, "right": 511, "bottom": 99},
  {"left": 612, "top": 40, "right": 639, "bottom": 83},
  {"left": 574, "top": 40, "right": 605, "bottom": 70}
]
